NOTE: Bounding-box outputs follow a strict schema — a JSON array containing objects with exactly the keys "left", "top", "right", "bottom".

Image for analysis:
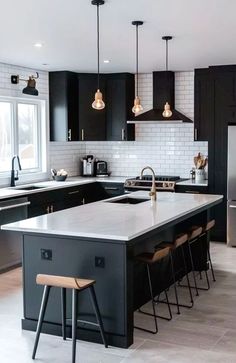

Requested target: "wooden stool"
[
  {"left": 184, "top": 220, "right": 216, "bottom": 291},
  {"left": 157, "top": 233, "right": 194, "bottom": 314},
  {"left": 134, "top": 246, "right": 172, "bottom": 334},
  {"left": 32, "top": 274, "right": 107, "bottom": 363}
]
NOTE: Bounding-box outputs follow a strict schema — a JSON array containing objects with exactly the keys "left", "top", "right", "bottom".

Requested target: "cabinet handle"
[
  {"left": 82, "top": 198, "right": 85, "bottom": 205},
  {"left": 46, "top": 206, "right": 50, "bottom": 214},
  {"left": 50, "top": 205, "right": 54, "bottom": 213},
  {"left": 194, "top": 128, "right": 198, "bottom": 141},
  {"left": 68, "top": 129, "right": 72, "bottom": 141},
  {"left": 121, "top": 128, "right": 125, "bottom": 141},
  {"left": 81, "top": 129, "right": 85, "bottom": 141},
  {"left": 229, "top": 205, "right": 236, "bottom": 209},
  {"left": 68, "top": 190, "right": 80, "bottom": 195}
]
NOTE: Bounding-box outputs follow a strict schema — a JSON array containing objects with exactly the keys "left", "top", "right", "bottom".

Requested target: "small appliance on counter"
[
  {"left": 95, "top": 160, "right": 109, "bottom": 177},
  {"left": 81, "top": 155, "right": 95, "bottom": 176}
]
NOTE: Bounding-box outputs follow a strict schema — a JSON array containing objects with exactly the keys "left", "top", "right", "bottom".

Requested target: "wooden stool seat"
[
  {"left": 136, "top": 246, "right": 171, "bottom": 264},
  {"left": 158, "top": 233, "right": 188, "bottom": 250},
  {"left": 36, "top": 274, "right": 95, "bottom": 290},
  {"left": 188, "top": 226, "right": 203, "bottom": 240},
  {"left": 202, "top": 219, "right": 215, "bottom": 233}
]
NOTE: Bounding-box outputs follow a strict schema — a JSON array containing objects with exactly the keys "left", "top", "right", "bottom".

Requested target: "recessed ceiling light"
[
  {"left": 34, "top": 42, "right": 43, "bottom": 48},
  {"left": 103, "top": 59, "right": 110, "bottom": 64}
]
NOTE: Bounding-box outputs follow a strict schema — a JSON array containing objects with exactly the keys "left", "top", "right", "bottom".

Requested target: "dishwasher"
[{"left": 0, "top": 197, "right": 30, "bottom": 272}]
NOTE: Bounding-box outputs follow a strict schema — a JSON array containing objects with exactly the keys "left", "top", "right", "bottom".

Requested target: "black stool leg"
[
  {"left": 208, "top": 248, "right": 216, "bottom": 282},
  {"left": 164, "top": 289, "right": 172, "bottom": 320},
  {"left": 181, "top": 245, "right": 194, "bottom": 306},
  {"left": 187, "top": 240, "right": 199, "bottom": 296},
  {"left": 61, "top": 288, "right": 67, "bottom": 340},
  {"left": 89, "top": 285, "right": 108, "bottom": 348},
  {"left": 72, "top": 289, "right": 78, "bottom": 363},
  {"left": 170, "top": 252, "right": 180, "bottom": 314},
  {"left": 32, "top": 285, "right": 51, "bottom": 359}
]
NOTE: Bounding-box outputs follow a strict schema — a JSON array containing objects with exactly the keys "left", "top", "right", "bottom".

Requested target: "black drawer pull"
[
  {"left": 104, "top": 187, "right": 119, "bottom": 191},
  {"left": 68, "top": 190, "right": 80, "bottom": 195}
]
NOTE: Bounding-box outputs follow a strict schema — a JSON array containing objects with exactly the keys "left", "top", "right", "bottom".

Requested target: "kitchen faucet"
[
  {"left": 10, "top": 155, "right": 22, "bottom": 187},
  {"left": 140, "top": 166, "right": 157, "bottom": 202}
]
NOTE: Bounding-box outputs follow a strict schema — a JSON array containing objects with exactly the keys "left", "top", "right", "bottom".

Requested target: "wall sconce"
[{"left": 11, "top": 72, "right": 39, "bottom": 96}]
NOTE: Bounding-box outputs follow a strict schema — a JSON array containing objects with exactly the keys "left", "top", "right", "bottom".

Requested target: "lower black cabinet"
[{"left": 175, "top": 185, "right": 208, "bottom": 194}]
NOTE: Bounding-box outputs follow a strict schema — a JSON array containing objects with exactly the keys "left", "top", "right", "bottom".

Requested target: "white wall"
[
  {"left": 0, "top": 62, "right": 48, "bottom": 98},
  {"left": 50, "top": 71, "right": 208, "bottom": 178}
]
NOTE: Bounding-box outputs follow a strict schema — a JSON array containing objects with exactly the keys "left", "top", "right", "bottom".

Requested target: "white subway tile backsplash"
[{"left": 50, "top": 71, "right": 208, "bottom": 178}]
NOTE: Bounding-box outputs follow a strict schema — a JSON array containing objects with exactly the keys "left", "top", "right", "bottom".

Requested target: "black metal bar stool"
[
  {"left": 180, "top": 220, "right": 216, "bottom": 291},
  {"left": 178, "top": 226, "right": 203, "bottom": 296},
  {"left": 134, "top": 245, "right": 172, "bottom": 334},
  {"left": 32, "top": 274, "right": 107, "bottom": 363},
  {"left": 156, "top": 233, "right": 194, "bottom": 313}
]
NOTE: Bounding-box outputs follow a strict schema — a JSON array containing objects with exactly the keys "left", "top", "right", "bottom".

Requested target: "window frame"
[{"left": 0, "top": 95, "right": 48, "bottom": 185}]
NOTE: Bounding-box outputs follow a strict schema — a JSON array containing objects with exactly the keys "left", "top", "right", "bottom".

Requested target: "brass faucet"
[{"left": 140, "top": 166, "right": 157, "bottom": 202}]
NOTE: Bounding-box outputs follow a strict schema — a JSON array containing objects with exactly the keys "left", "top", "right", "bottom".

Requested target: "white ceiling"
[{"left": 1, "top": 0, "right": 236, "bottom": 73}]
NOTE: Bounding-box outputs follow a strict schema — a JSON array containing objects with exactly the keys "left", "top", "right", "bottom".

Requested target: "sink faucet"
[
  {"left": 10, "top": 155, "right": 22, "bottom": 187},
  {"left": 140, "top": 166, "right": 157, "bottom": 202}
]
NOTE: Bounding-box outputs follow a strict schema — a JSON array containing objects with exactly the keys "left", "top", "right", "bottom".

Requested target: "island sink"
[{"left": 107, "top": 197, "right": 149, "bottom": 204}]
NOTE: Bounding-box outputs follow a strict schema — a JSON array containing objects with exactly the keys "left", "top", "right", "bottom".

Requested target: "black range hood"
[{"left": 127, "top": 71, "right": 193, "bottom": 123}]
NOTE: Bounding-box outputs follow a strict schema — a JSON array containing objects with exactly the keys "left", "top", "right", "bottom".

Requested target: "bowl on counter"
[{"left": 53, "top": 175, "right": 67, "bottom": 182}]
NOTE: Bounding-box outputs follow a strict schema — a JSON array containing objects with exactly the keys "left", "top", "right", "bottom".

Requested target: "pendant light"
[
  {"left": 132, "top": 20, "right": 143, "bottom": 114},
  {"left": 92, "top": 0, "right": 105, "bottom": 110},
  {"left": 162, "top": 36, "right": 173, "bottom": 118}
]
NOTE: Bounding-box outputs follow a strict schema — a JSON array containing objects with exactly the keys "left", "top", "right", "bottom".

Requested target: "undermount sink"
[
  {"left": 107, "top": 197, "right": 149, "bottom": 205},
  {"left": 12, "top": 185, "right": 47, "bottom": 191}
]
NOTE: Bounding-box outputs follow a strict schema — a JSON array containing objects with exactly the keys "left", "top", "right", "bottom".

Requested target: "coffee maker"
[{"left": 81, "top": 155, "right": 95, "bottom": 176}]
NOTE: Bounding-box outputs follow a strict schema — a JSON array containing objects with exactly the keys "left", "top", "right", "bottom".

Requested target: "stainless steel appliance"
[
  {"left": 0, "top": 197, "right": 30, "bottom": 271},
  {"left": 96, "top": 160, "right": 108, "bottom": 177},
  {"left": 81, "top": 155, "right": 95, "bottom": 176},
  {"left": 227, "top": 125, "right": 236, "bottom": 246},
  {"left": 124, "top": 175, "right": 181, "bottom": 192}
]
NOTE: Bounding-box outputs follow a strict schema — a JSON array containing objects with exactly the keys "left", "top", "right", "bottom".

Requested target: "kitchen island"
[{"left": 2, "top": 191, "right": 222, "bottom": 348}]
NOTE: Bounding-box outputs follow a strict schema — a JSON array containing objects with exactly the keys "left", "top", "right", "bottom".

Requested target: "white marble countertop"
[
  {"left": 176, "top": 179, "right": 208, "bottom": 187},
  {"left": 0, "top": 176, "right": 128, "bottom": 200},
  {"left": 2, "top": 191, "right": 222, "bottom": 242}
]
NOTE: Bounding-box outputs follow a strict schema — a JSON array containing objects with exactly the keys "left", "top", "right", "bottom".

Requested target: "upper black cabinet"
[
  {"left": 78, "top": 74, "right": 107, "bottom": 141},
  {"left": 49, "top": 71, "right": 135, "bottom": 142},
  {"left": 106, "top": 73, "right": 135, "bottom": 141},
  {"left": 49, "top": 71, "right": 79, "bottom": 142},
  {"left": 194, "top": 69, "right": 214, "bottom": 142}
]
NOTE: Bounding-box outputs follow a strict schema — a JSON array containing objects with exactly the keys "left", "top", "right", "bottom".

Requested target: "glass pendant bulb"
[
  {"left": 92, "top": 89, "right": 105, "bottom": 110},
  {"left": 162, "top": 102, "right": 172, "bottom": 118},
  {"left": 132, "top": 96, "right": 143, "bottom": 114}
]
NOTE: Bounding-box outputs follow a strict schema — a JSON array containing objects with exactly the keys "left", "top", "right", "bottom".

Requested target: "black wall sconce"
[{"left": 11, "top": 72, "right": 39, "bottom": 96}]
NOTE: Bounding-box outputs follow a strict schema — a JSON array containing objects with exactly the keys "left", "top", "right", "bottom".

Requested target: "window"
[{"left": 0, "top": 97, "right": 47, "bottom": 180}]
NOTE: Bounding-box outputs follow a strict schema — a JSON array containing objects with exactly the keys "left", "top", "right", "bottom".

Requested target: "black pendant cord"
[
  {"left": 136, "top": 24, "right": 139, "bottom": 97},
  {"left": 97, "top": 3, "right": 100, "bottom": 90},
  {"left": 165, "top": 38, "right": 168, "bottom": 71}
]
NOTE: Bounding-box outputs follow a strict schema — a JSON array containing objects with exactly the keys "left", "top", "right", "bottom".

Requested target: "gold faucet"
[{"left": 140, "top": 166, "right": 157, "bottom": 202}]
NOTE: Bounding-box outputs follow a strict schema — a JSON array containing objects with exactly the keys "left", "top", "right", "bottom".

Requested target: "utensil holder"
[{"left": 195, "top": 169, "right": 205, "bottom": 182}]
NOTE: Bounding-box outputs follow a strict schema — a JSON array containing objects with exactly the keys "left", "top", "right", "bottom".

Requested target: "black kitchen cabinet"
[
  {"left": 175, "top": 184, "right": 208, "bottom": 194},
  {"left": 28, "top": 184, "right": 94, "bottom": 218},
  {"left": 49, "top": 71, "right": 79, "bottom": 142},
  {"left": 49, "top": 71, "right": 135, "bottom": 142},
  {"left": 106, "top": 73, "right": 135, "bottom": 141},
  {"left": 78, "top": 74, "right": 107, "bottom": 141},
  {"left": 194, "top": 65, "right": 236, "bottom": 242}
]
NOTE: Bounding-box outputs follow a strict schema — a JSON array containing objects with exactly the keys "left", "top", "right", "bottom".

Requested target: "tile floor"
[{"left": 1, "top": 242, "right": 236, "bottom": 362}]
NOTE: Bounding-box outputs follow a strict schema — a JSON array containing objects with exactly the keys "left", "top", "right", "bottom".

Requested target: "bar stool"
[
  {"left": 181, "top": 220, "right": 216, "bottom": 291},
  {"left": 134, "top": 245, "right": 172, "bottom": 334},
  {"left": 32, "top": 274, "right": 107, "bottom": 363},
  {"left": 156, "top": 233, "right": 194, "bottom": 314}
]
